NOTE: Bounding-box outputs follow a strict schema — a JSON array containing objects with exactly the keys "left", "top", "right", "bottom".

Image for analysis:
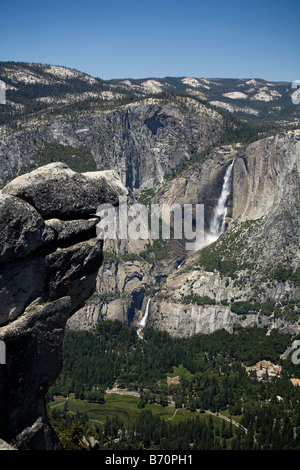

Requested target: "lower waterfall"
[
  {"left": 137, "top": 299, "right": 151, "bottom": 338},
  {"left": 139, "top": 298, "right": 151, "bottom": 328}
]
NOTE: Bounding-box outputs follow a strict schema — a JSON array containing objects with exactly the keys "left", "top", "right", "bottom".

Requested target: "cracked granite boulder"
[{"left": 0, "top": 162, "right": 127, "bottom": 450}]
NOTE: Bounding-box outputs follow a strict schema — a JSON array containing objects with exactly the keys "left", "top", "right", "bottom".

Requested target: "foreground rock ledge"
[{"left": 0, "top": 162, "right": 126, "bottom": 450}]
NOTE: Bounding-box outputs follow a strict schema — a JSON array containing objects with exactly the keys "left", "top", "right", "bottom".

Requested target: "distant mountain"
[
  {"left": 111, "top": 75, "right": 300, "bottom": 123},
  {"left": 0, "top": 62, "right": 299, "bottom": 129}
]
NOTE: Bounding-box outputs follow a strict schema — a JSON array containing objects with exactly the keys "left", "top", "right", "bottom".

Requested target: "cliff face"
[
  {"left": 0, "top": 162, "right": 126, "bottom": 449},
  {"left": 73, "top": 130, "right": 300, "bottom": 337},
  {"left": 146, "top": 130, "right": 300, "bottom": 337},
  {"left": 0, "top": 97, "right": 223, "bottom": 193},
  {"left": 232, "top": 131, "right": 300, "bottom": 222}
]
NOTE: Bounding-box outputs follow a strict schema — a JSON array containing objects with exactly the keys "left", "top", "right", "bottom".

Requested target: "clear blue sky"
[{"left": 1, "top": 0, "right": 299, "bottom": 81}]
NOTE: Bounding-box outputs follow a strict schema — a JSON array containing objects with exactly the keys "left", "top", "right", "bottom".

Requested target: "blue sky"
[{"left": 1, "top": 0, "right": 299, "bottom": 81}]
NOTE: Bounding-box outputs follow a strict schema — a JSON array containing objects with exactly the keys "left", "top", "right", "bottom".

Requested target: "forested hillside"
[{"left": 47, "top": 321, "right": 300, "bottom": 450}]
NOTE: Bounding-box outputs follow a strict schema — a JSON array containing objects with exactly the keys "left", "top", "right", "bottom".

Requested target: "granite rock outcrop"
[{"left": 0, "top": 162, "right": 126, "bottom": 449}]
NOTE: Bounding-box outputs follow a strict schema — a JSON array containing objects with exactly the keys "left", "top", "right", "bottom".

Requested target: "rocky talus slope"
[{"left": 0, "top": 162, "right": 126, "bottom": 450}]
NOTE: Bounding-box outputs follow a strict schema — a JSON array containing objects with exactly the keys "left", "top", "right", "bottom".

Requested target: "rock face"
[
  {"left": 151, "top": 301, "right": 234, "bottom": 336},
  {"left": 73, "top": 131, "right": 300, "bottom": 336},
  {"left": 0, "top": 163, "right": 126, "bottom": 450},
  {"left": 68, "top": 257, "right": 154, "bottom": 330},
  {"left": 0, "top": 98, "right": 223, "bottom": 193},
  {"left": 144, "top": 130, "right": 300, "bottom": 337},
  {"left": 232, "top": 131, "right": 300, "bottom": 223},
  {"left": 152, "top": 143, "right": 241, "bottom": 231}
]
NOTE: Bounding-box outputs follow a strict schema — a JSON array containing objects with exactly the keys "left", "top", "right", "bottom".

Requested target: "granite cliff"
[
  {"left": 70, "top": 130, "right": 300, "bottom": 337},
  {"left": 0, "top": 97, "right": 223, "bottom": 193},
  {"left": 0, "top": 162, "right": 126, "bottom": 449}
]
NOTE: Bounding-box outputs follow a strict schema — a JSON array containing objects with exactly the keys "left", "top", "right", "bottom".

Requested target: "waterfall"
[
  {"left": 204, "top": 160, "right": 234, "bottom": 247},
  {"left": 139, "top": 298, "right": 151, "bottom": 328}
]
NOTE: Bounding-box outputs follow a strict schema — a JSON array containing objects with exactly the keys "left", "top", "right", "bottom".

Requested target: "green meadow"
[{"left": 48, "top": 392, "right": 225, "bottom": 429}]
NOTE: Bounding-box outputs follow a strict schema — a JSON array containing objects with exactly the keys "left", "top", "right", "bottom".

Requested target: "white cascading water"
[
  {"left": 139, "top": 298, "right": 151, "bottom": 328},
  {"left": 137, "top": 164, "right": 233, "bottom": 324},
  {"left": 204, "top": 160, "right": 234, "bottom": 247}
]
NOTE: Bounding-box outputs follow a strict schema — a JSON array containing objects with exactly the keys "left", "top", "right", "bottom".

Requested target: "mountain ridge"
[{"left": 1, "top": 61, "right": 299, "bottom": 129}]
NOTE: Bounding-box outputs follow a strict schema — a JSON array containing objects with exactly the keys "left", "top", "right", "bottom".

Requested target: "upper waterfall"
[{"left": 204, "top": 160, "right": 234, "bottom": 247}]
